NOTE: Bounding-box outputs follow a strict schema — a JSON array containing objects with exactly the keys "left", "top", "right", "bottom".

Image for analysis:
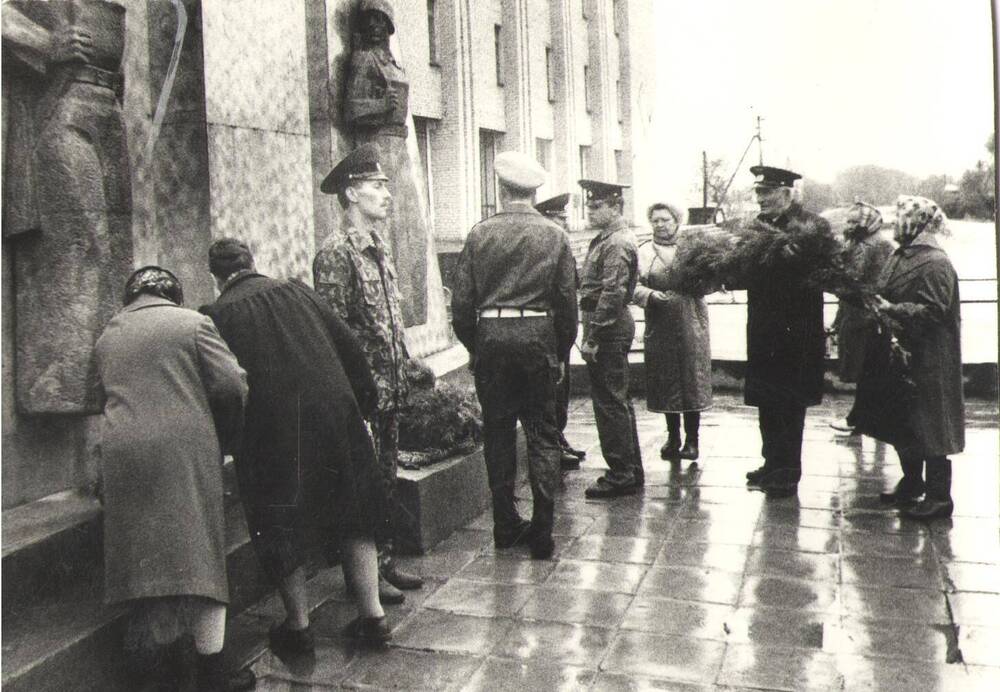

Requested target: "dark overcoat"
[
  {"left": 740, "top": 203, "right": 832, "bottom": 408},
  {"left": 201, "top": 274, "right": 384, "bottom": 542},
  {"left": 834, "top": 232, "right": 895, "bottom": 381},
  {"left": 877, "top": 235, "right": 964, "bottom": 456},
  {"left": 95, "top": 295, "right": 247, "bottom": 605}
]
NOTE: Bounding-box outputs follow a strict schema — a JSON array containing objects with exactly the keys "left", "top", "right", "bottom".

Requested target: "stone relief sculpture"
[
  {"left": 2, "top": 0, "right": 134, "bottom": 415},
  {"left": 343, "top": 0, "right": 427, "bottom": 326}
]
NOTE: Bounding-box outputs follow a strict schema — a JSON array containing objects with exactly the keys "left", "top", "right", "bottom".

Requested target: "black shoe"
[
  {"left": 584, "top": 477, "right": 638, "bottom": 499},
  {"left": 198, "top": 652, "right": 256, "bottom": 692},
  {"left": 758, "top": 469, "right": 799, "bottom": 499},
  {"left": 269, "top": 622, "right": 315, "bottom": 656},
  {"left": 560, "top": 450, "right": 582, "bottom": 470},
  {"left": 678, "top": 438, "right": 699, "bottom": 460},
  {"left": 378, "top": 575, "right": 406, "bottom": 605},
  {"left": 660, "top": 438, "right": 681, "bottom": 461},
  {"left": 901, "top": 498, "right": 954, "bottom": 520},
  {"left": 343, "top": 615, "right": 392, "bottom": 646},
  {"left": 381, "top": 560, "right": 424, "bottom": 590},
  {"left": 529, "top": 533, "right": 555, "bottom": 560},
  {"left": 495, "top": 520, "right": 533, "bottom": 549},
  {"left": 879, "top": 478, "right": 925, "bottom": 506},
  {"left": 745, "top": 465, "right": 769, "bottom": 485}
]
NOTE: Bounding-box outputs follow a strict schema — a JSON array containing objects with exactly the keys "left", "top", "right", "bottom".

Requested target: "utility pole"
[
  {"left": 702, "top": 150, "right": 708, "bottom": 208},
  {"left": 755, "top": 115, "right": 764, "bottom": 165}
]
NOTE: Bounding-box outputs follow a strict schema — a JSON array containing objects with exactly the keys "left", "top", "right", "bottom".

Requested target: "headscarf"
[
  {"left": 123, "top": 266, "right": 184, "bottom": 306},
  {"left": 895, "top": 195, "right": 946, "bottom": 243},
  {"left": 844, "top": 201, "right": 882, "bottom": 241}
]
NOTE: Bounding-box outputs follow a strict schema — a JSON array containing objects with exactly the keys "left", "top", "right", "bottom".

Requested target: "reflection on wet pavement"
[{"left": 246, "top": 393, "right": 1000, "bottom": 690}]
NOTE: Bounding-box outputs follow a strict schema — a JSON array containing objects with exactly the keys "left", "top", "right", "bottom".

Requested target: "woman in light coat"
[
  {"left": 95, "top": 266, "right": 252, "bottom": 691},
  {"left": 634, "top": 203, "right": 712, "bottom": 461}
]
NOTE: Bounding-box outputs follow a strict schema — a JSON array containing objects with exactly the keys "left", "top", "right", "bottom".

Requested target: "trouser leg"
[
  {"left": 586, "top": 345, "right": 637, "bottom": 487},
  {"left": 475, "top": 366, "right": 523, "bottom": 535},
  {"left": 758, "top": 405, "right": 805, "bottom": 481},
  {"left": 665, "top": 413, "right": 681, "bottom": 439},
  {"left": 925, "top": 456, "right": 952, "bottom": 502},
  {"left": 520, "top": 362, "right": 562, "bottom": 540},
  {"left": 375, "top": 412, "right": 400, "bottom": 560}
]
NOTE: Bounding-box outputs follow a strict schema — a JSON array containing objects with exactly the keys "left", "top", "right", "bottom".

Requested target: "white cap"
[{"left": 495, "top": 151, "right": 547, "bottom": 190}]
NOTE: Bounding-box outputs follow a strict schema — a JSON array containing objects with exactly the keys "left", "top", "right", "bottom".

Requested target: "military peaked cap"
[
  {"left": 321, "top": 143, "right": 389, "bottom": 194},
  {"left": 578, "top": 179, "right": 629, "bottom": 204},
  {"left": 535, "top": 193, "right": 572, "bottom": 215},
  {"left": 750, "top": 165, "right": 801, "bottom": 189},
  {"left": 495, "top": 151, "right": 547, "bottom": 190}
]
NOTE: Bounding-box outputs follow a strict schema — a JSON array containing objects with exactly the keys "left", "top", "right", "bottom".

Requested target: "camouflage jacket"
[{"left": 313, "top": 226, "right": 410, "bottom": 412}]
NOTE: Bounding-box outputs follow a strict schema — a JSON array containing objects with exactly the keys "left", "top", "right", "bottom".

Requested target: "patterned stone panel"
[
  {"left": 201, "top": 0, "right": 310, "bottom": 134},
  {"left": 206, "top": 125, "right": 315, "bottom": 283}
]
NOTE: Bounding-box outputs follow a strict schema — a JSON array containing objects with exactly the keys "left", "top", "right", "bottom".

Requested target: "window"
[
  {"left": 616, "top": 79, "right": 625, "bottom": 123},
  {"left": 494, "top": 25, "right": 504, "bottom": 86},
  {"left": 612, "top": 0, "right": 621, "bottom": 35},
  {"left": 581, "top": 0, "right": 589, "bottom": 19},
  {"left": 545, "top": 46, "right": 555, "bottom": 102},
  {"left": 579, "top": 145, "right": 592, "bottom": 180},
  {"left": 480, "top": 130, "right": 501, "bottom": 219},
  {"left": 583, "top": 65, "right": 591, "bottom": 113},
  {"left": 614, "top": 149, "right": 625, "bottom": 184},
  {"left": 536, "top": 138, "right": 552, "bottom": 173},
  {"left": 413, "top": 117, "right": 435, "bottom": 211},
  {"left": 427, "top": 0, "right": 438, "bottom": 64}
]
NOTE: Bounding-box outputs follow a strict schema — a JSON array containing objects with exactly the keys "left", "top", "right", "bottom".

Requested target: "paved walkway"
[{"left": 242, "top": 393, "right": 999, "bottom": 691}]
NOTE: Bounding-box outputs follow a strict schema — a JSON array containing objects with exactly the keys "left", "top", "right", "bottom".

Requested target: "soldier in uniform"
[
  {"left": 738, "top": 165, "right": 833, "bottom": 498},
  {"left": 577, "top": 180, "right": 644, "bottom": 498},
  {"left": 535, "top": 192, "right": 587, "bottom": 470},
  {"left": 313, "top": 143, "right": 424, "bottom": 603},
  {"left": 451, "top": 152, "right": 578, "bottom": 559}
]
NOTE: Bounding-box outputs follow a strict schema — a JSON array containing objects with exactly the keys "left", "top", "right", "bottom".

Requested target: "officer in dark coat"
[
  {"left": 452, "top": 152, "right": 578, "bottom": 559},
  {"left": 535, "top": 192, "right": 587, "bottom": 469},
  {"left": 739, "top": 166, "right": 833, "bottom": 497},
  {"left": 578, "top": 179, "right": 643, "bottom": 498},
  {"left": 201, "top": 239, "right": 392, "bottom": 652}
]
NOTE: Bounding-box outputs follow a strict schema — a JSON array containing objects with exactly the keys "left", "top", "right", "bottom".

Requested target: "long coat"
[
  {"left": 200, "top": 274, "right": 385, "bottom": 549},
  {"left": 95, "top": 295, "right": 247, "bottom": 605},
  {"left": 633, "top": 240, "right": 712, "bottom": 412},
  {"left": 739, "top": 203, "right": 832, "bottom": 408},
  {"left": 834, "top": 232, "right": 894, "bottom": 381},
  {"left": 877, "top": 234, "right": 964, "bottom": 456}
]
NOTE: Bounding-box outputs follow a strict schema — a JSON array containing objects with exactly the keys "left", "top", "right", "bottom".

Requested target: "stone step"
[{"left": 1, "top": 463, "right": 267, "bottom": 692}]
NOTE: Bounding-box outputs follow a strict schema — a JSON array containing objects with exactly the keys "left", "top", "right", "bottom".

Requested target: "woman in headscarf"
[
  {"left": 829, "top": 201, "right": 894, "bottom": 433},
  {"left": 855, "top": 196, "right": 964, "bottom": 520},
  {"left": 633, "top": 203, "right": 713, "bottom": 461},
  {"left": 95, "top": 267, "right": 253, "bottom": 691}
]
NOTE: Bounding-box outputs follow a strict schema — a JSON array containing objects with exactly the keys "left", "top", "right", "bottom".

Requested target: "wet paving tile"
[
  {"left": 588, "top": 672, "right": 716, "bottom": 691},
  {"left": 637, "top": 565, "right": 742, "bottom": 605},
  {"left": 745, "top": 546, "right": 839, "bottom": 582},
  {"left": 932, "top": 526, "right": 1000, "bottom": 564},
  {"left": 841, "top": 529, "right": 932, "bottom": 558},
  {"left": 394, "top": 550, "right": 478, "bottom": 579},
  {"left": 249, "top": 641, "right": 356, "bottom": 687},
  {"left": 340, "top": 647, "right": 483, "bottom": 691},
  {"left": 841, "top": 510, "right": 926, "bottom": 534},
  {"left": 726, "top": 606, "right": 835, "bottom": 650},
  {"left": 759, "top": 505, "right": 841, "bottom": 530},
  {"left": 460, "top": 658, "right": 596, "bottom": 691},
  {"left": 518, "top": 587, "right": 634, "bottom": 628},
  {"left": 941, "top": 561, "right": 1000, "bottom": 593},
  {"left": 947, "top": 591, "right": 1000, "bottom": 627},
  {"left": 835, "top": 618, "right": 953, "bottom": 662},
  {"left": 561, "top": 535, "right": 662, "bottom": 564},
  {"left": 585, "top": 514, "right": 674, "bottom": 538},
  {"left": 432, "top": 529, "right": 493, "bottom": 553},
  {"left": 491, "top": 619, "right": 616, "bottom": 667},
  {"left": 842, "top": 554, "right": 942, "bottom": 589},
  {"left": 545, "top": 559, "right": 647, "bottom": 594},
  {"left": 455, "top": 555, "right": 559, "bottom": 585},
  {"left": 840, "top": 585, "right": 949, "bottom": 624},
  {"left": 551, "top": 513, "right": 597, "bottom": 537},
  {"left": 620, "top": 596, "right": 733, "bottom": 641},
  {"left": 717, "top": 644, "right": 842, "bottom": 691},
  {"left": 956, "top": 624, "right": 1000, "bottom": 667},
  {"left": 653, "top": 541, "right": 748, "bottom": 573},
  {"left": 601, "top": 631, "right": 726, "bottom": 683},
  {"left": 838, "top": 652, "right": 974, "bottom": 692},
  {"left": 390, "top": 609, "right": 513, "bottom": 655},
  {"left": 738, "top": 575, "right": 839, "bottom": 613},
  {"left": 422, "top": 579, "right": 536, "bottom": 617},
  {"left": 752, "top": 525, "right": 841, "bottom": 554},
  {"left": 668, "top": 519, "right": 756, "bottom": 546}
]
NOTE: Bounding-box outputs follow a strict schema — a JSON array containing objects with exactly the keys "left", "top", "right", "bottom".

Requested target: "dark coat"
[
  {"left": 740, "top": 203, "right": 832, "bottom": 408},
  {"left": 834, "top": 232, "right": 894, "bottom": 381},
  {"left": 200, "top": 274, "right": 385, "bottom": 541},
  {"left": 95, "top": 295, "right": 247, "bottom": 605},
  {"left": 634, "top": 240, "right": 712, "bottom": 412},
  {"left": 876, "top": 235, "right": 964, "bottom": 456}
]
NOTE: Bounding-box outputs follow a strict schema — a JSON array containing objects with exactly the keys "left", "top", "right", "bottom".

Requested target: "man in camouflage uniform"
[
  {"left": 314, "top": 143, "right": 423, "bottom": 600},
  {"left": 578, "top": 179, "right": 643, "bottom": 499}
]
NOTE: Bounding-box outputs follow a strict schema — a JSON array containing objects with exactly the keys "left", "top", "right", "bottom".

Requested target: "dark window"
[
  {"left": 480, "top": 130, "right": 500, "bottom": 219},
  {"left": 583, "top": 65, "right": 591, "bottom": 113},
  {"left": 582, "top": 0, "right": 589, "bottom": 20},
  {"left": 494, "top": 25, "right": 504, "bottom": 86},
  {"left": 615, "top": 149, "right": 625, "bottom": 183},
  {"left": 427, "top": 0, "right": 438, "bottom": 64},
  {"left": 612, "top": 0, "right": 621, "bottom": 35},
  {"left": 536, "top": 138, "right": 551, "bottom": 172},
  {"left": 617, "top": 79, "right": 625, "bottom": 123},
  {"left": 545, "top": 46, "right": 555, "bottom": 102},
  {"left": 413, "top": 117, "right": 435, "bottom": 210},
  {"left": 579, "top": 145, "right": 591, "bottom": 179}
]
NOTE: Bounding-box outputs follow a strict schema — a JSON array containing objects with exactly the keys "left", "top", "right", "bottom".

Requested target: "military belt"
[
  {"left": 478, "top": 307, "right": 549, "bottom": 318},
  {"left": 66, "top": 64, "right": 123, "bottom": 92}
]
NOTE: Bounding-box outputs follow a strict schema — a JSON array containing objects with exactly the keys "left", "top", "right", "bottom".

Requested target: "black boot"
[
  {"left": 679, "top": 413, "right": 700, "bottom": 460},
  {"left": 746, "top": 464, "right": 770, "bottom": 485},
  {"left": 880, "top": 456, "right": 925, "bottom": 506},
  {"left": 660, "top": 414, "right": 681, "bottom": 460},
  {"left": 197, "top": 652, "right": 256, "bottom": 692},
  {"left": 902, "top": 458, "right": 954, "bottom": 520},
  {"left": 380, "top": 556, "right": 424, "bottom": 590},
  {"left": 678, "top": 436, "right": 699, "bottom": 461}
]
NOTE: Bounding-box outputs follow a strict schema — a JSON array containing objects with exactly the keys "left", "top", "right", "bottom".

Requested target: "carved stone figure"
[
  {"left": 2, "top": 0, "right": 133, "bottom": 415},
  {"left": 343, "top": 0, "right": 427, "bottom": 326}
]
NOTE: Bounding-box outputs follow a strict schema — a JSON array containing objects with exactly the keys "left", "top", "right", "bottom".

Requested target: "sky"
[{"left": 650, "top": 0, "right": 996, "bottom": 207}]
